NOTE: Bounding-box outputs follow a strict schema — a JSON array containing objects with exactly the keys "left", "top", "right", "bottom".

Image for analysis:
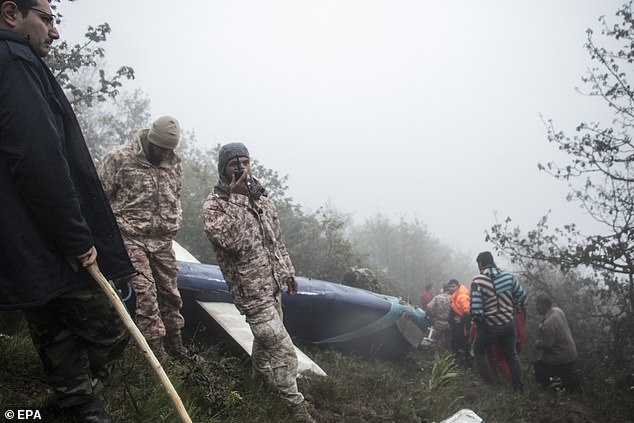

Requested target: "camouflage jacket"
[
  {"left": 98, "top": 130, "right": 182, "bottom": 245},
  {"left": 203, "top": 179, "right": 295, "bottom": 316},
  {"left": 426, "top": 293, "right": 451, "bottom": 331}
]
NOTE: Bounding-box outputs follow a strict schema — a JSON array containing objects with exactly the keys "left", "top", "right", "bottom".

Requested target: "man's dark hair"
[
  {"left": 1, "top": 0, "right": 39, "bottom": 16},
  {"left": 476, "top": 251, "right": 495, "bottom": 267},
  {"left": 447, "top": 278, "right": 459, "bottom": 286},
  {"left": 535, "top": 294, "right": 552, "bottom": 309}
]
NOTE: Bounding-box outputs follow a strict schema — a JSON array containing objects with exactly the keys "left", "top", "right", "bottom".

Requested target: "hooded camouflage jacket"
[
  {"left": 98, "top": 130, "right": 183, "bottom": 246},
  {"left": 203, "top": 180, "right": 295, "bottom": 316}
]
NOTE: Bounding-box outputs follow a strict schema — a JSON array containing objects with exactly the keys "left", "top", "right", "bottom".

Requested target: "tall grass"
[
  {"left": 427, "top": 352, "right": 458, "bottom": 391},
  {"left": 2, "top": 311, "right": 634, "bottom": 423}
]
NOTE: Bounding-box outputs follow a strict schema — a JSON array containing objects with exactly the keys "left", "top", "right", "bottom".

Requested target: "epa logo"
[{"left": 4, "top": 409, "right": 42, "bottom": 420}]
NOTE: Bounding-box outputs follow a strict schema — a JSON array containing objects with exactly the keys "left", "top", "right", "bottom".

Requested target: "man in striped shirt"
[{"left": 470, "top": 251, "right": 527, "bottom": 392}]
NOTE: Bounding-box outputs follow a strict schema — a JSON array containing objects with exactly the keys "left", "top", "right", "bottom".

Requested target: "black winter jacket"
[{"left": 0, "top": 29, "right": 135, "bottom": 309}]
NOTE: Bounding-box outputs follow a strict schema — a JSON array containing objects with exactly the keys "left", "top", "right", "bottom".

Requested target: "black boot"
[
  {"left": 288, "top": 400, "right": 318, "bottom": 423},
  {"left": 164, "top": 330, "right": 189, "bottom": 360},
  {"left": 148, "top": 338, "right": 168, "bottom": 362},
  {"left": 70, "top": 397, "right": 113, "bottom": 423}
]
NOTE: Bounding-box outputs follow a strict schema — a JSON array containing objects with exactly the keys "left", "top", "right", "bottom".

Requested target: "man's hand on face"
[{"left": 229, "top": 169, "right": 250, "bottom": 196}]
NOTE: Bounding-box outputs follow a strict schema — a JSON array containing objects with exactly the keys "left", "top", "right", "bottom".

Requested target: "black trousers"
[
  {"left": 448, "top": 309, "right": 471, "bottom": 364},
  {"left": 534, "top": 359, "right": 582, "bottom": 393}
]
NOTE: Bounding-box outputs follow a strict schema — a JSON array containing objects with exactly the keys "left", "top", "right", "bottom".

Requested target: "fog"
[{"left": 57, "top": 0, "right": 622, "bottom": 256}]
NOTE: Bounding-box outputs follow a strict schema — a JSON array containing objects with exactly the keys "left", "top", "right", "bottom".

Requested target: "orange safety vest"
[{"left": 450, "top": 284, "right": 470, "bottom": 316}]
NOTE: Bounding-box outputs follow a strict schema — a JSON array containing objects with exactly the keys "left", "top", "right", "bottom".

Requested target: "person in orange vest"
[{"left": 447, "top": 279, "right": 471, "bottom": 365}]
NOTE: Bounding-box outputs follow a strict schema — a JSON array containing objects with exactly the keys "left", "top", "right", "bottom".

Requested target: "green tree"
[
  {"left": 44, "top": 1, "right": 139, "bottom": 160},
  {"left": 46, "top": 6, "right": 134, "bottom": 109},
  {"left": 487, "top": 1, "right": 634, "bottom": 372},
  {"left": 350, "top": 214, "right": 473, "bottom": 301},
  {"left": 78, "top": 89, "right": 152, "bottom": 163},
  {"left": 280, "top": 204, "right": 363, "bottom": 282},
  {"left": 176, "top": 142, "right": 218, "bottom": 263}
]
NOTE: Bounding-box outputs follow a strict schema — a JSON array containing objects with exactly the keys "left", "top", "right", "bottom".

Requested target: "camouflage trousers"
[
  {"left": 125, "top": 239, "right": 184, "bottom": 342},
  {"left": 246, "top": 302, "right": 304, "bottom": 406},
  {"left": 23, "top": 285, "right": 130, "bottom": 408}
]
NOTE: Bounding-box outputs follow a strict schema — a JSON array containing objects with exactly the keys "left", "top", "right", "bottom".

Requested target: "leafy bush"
[{"left": 427, "top": 352, "right": 459, "bottom": 391}]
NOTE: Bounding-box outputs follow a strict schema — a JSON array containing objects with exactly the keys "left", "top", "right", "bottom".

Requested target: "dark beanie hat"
[
  {"left": 476, "top": 251, "right": 495, "bottom": 267},
  {"left": 218, "top": 142, "right": 250, "bottom": 181}
]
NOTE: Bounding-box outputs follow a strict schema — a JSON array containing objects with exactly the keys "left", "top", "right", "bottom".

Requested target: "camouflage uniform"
[
  {"left": 203, "top": 178, "right": 305, "bottom": 407},
  {"left": 123, "top": 238, "right": 183, "bottom": 340},
  {"left": 426, "top": 292, "right": 451, "bottom": 333},
  {"left": 23, "top": 285, "right": 129, "bottom": 408},
  {"left": 343, "top": 267, "right": 381, "bottom": 292},
  {"left": 99, "top": 130, "right": 184, "bottom": 342},
  {"left": 426, "top": 292, "right": 452, "bottom": 348},
  {"left": 248, "top": 302, "right": 304, "bottom": 405}
]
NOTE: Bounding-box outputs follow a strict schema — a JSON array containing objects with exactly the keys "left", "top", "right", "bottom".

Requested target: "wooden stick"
[{"left": 87, "top": 264, "right": 193, "bottom": 423}]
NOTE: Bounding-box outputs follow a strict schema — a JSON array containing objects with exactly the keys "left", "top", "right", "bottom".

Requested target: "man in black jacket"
[{"left": 0, "top": 1, "right": 135, "bottom": 421}]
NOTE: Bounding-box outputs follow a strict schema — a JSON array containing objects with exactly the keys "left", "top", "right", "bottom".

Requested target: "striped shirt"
[{"left": 470, "top": 267, "right": 526, "bottom": 327}]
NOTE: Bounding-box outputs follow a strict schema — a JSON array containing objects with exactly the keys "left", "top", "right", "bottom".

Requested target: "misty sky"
[{"left": 58, "top": 0, "right": 623, "bottom": 256}]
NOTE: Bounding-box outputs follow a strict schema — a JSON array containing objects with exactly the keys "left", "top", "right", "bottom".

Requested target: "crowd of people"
[
  {"left": 0, "top": 2, "right": 316, "bottom": 422},
  {"left": 420, "top": 252, "right": 582, "bottom": 395},
  {"left": 1, "top": 1, "right": 583, "bottom": 422}
]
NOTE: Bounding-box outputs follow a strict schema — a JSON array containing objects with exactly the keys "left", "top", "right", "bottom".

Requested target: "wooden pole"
[{"left": 87, "top": 264, "right": 193, "bottom": 423}]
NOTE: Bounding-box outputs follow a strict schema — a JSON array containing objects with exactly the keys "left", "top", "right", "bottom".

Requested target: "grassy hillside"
[{"left": 1, "top": 310, "right": 632, "bottom": 423}]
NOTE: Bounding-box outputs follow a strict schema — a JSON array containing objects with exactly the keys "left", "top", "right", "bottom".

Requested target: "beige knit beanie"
[{"left": 147, "top": 116, "right": 180, "bottom": 149}]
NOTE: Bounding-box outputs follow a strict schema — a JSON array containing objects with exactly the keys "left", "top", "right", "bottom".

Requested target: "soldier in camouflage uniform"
[
  {"left": 1, "top": 2, "right": 135, "bottom": 421},
  {"left": 203, "top": 143, "right": 317, "bottom": 423},
  {"left": 342, "top": 267, "right": 381, "bottom": 292},
  {"left": 425, "top": 285, "right": 452, "bottom": 349},
  {"left": 99, "top": 116, "right": 188, "bottom": 361}
]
